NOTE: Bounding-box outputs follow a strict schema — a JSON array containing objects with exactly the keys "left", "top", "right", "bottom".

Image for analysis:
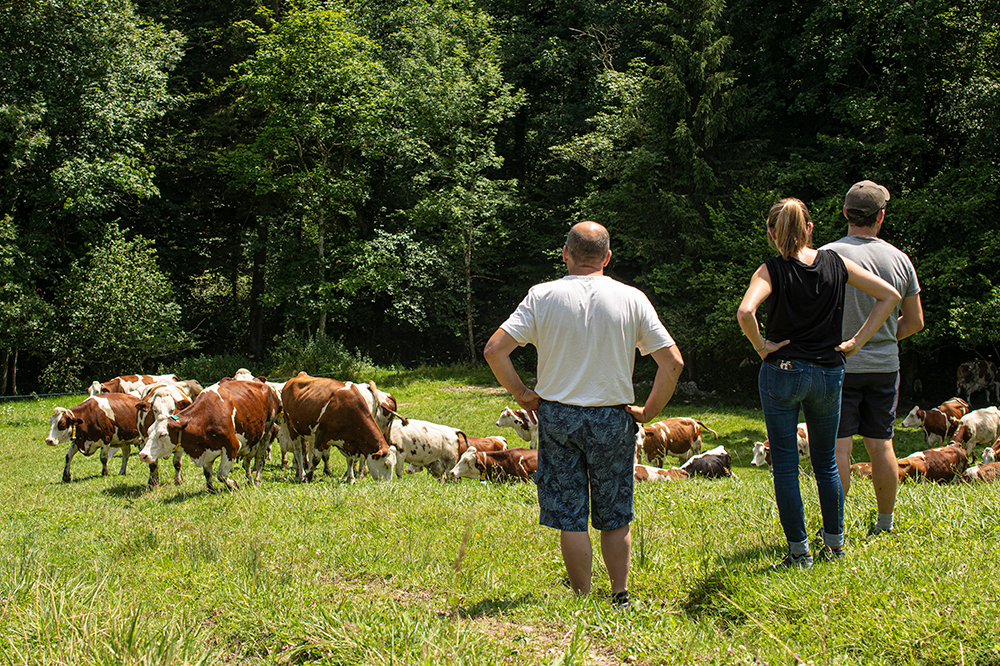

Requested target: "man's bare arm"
[
  {"left": 895, "top": 293, "right": 924, "bottom": 341},
  {"left": 626, "top": 344, "right": 684, "bottom": 424},
  {"left": 484, "top": 328, "right": 540, "bottom": 417}
]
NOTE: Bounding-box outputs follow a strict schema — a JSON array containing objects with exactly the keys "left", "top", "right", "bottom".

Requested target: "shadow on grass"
[
  {"left": 452, "top": 593, "right": 534, "bottom": 619},
  {"left": 101, "top": 482, "right": 150, "bottom": 499}
]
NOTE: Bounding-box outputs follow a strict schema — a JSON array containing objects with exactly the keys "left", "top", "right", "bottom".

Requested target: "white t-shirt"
[{"left": 501, "top": 275, "right": 675, "bottom": 407}]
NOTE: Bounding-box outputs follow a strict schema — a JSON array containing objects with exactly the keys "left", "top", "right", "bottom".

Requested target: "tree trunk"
[
  {"left": 10, "top": 348, "right": 16, "bottom": 395},
  {"left": 316, "top": 210, "right": 327, "bottom": 339},
  {"left": 0, "top": 347, "right": 8, "bottom": 395},
  {"left": 248, "top": 218, "right": 268, "bottom": 360},
  {"left": 465, "top": 228, "right": 475, "bottom": 362}
]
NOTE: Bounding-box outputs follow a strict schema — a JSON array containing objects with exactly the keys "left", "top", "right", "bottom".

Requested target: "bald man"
[{"left": 484, "top": 221, "right": 684, "bottom": 609}]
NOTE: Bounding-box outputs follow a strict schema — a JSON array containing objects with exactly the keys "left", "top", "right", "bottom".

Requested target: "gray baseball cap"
[{"left": 844, "top": 180, "right": 890, "bottom": 216}]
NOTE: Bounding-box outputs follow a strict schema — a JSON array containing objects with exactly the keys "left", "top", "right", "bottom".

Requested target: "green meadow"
[{"left": 1, "top": 367, "right": 998, "bottom": 665}]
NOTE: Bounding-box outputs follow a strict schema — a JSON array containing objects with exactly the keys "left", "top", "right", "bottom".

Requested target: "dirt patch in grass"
[{"left": 440, "top": 385, "right": 510, "bottom": 395}]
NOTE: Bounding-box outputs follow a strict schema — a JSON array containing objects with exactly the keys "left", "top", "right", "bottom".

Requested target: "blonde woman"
[{"left": 737, "top": 198, "right": 899, "bottom": 568}]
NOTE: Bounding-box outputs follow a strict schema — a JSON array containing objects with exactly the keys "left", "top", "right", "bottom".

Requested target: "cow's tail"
[
  {"left": 456, "top": 430, "right": 470, "bottom": 455},
  {"left": 696, "top": 420, "right": 720, "bottom": 439}
]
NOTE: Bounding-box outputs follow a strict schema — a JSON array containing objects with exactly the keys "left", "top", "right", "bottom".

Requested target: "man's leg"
[
  {"left": 600, "top": 525, "right": 631, "bottom": 595},
  {"left": 560, "top": 530, "right": 593, "bottom": 595},
  {"left": 863, "top": 437, "right": 898, "bottom": 516},
  {"left": 836, "top": 436, "right": 854, "bottom": 496}
]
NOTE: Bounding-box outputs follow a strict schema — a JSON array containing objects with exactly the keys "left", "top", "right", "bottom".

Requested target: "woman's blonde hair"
[{"left": 767, "top": 198, "right": 812, "bottom": 260}]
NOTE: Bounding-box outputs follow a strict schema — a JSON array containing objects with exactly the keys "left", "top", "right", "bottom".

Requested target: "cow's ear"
[
  {"left": 136, "top": 401, "right": 150, "bottom": 413},
  {"left": 69, "top": 416, "right": 84, "bottom": 426},
  {"left": 254, "top": 376, "right": 267, "bottom": 383}
]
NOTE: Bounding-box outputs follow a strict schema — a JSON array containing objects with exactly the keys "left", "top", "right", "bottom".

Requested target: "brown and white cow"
[
  {"left": 949, "top": 406, "right": 1000, "bottom": 456},
  {"left": 46, "top": 393, "right": 144, "bottom": 483},
  {"left": 449, "top": 447, "right": 538, "bottom": 482},
  {"left": 87, "top": 380, "right": 104, "bottom": 397},
  {"left": 900, "top": 397, "right": 970, "bottom": 445},
  {"left": 138, "top": 378, "right": 281, "bottom": 491},
  {"left": 279, "top": 372, "right": 393, "bottom": 483},
  {"left": 639, "top": 418, "right": 719, "bottom": 466},
  {"left": 961, "top": 462, "right": 1000, "bottom": 483},
  {"left": 101, "top": 374, "right": 179, "bottom": 395},
  {"left": 956, "top": 360, "right": 1000, "bottom": 405},
  {"left": 634, "top": 464, "right": 689, "bottom": 482},
  {"left": 389, "top": 418, "right": 467, "bottom": 480},
  {"left": 495, "top": 407, "right": 538, "bottom": 447},
  {"left": 850, "top": 462, "right": 873, "bottom": 478},
  {"left": 980, "top": 440, "right": 1000, "bottom": 465},
  {"left": 897, "top": 446, "right": 969, "bottom": 483},
  {"left": 135, "top": 382, "right": 196, "bottom": 487},
  {"left": 679, "top": 445, "right": 735, "bottom": 478}
]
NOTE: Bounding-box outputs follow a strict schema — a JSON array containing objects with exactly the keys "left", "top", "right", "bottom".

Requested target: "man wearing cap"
[{"left": 821, "top": 180, "right": 923, "bottom": 535}]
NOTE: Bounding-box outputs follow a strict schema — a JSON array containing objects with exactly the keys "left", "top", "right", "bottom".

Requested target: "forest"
[{"left": 2, "top": 0, "right": 998, "bottom": 399}]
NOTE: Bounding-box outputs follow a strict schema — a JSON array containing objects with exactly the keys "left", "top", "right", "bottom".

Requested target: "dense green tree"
[{"left": 41, "top": 223, "right": 192, "bottom": 390}]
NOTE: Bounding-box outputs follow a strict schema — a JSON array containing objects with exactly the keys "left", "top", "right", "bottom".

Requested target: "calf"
[
  {"left": 679, "top": 445, "right": 735, "bottom": 478},
  {"left": 897, "top": 446, "right": 969, "bottom": 483},
  {"left": 449, "top": 447, "right": 538, "bottom": 482},
  {"left": 279, "top": 372, "right": 394, "bottom": 483},
  {"left": 639, "top": 418, "right": 719, "bottom": 466},
  {"left": 495, "top": 407, "right": 538, "bottom": 447},
  {"left": 900, "top": 397, "right": 969, "bottom": 445},
  {"left": 956, "top": 360, "right": 1000, "bottom": 405},
  {"left": 750, "top": 423, "right": 810, "bottom": 467},
  {"left": 949, "top": 406, "right": 1000, "bottom": 456},
  {"left": 961, "top": 462, "right": 1000, "bottom": 483},
  {"left": 138, "top": 379, "right": 282, "bottom": 491},
  {"left": 389, "top": 418, "right": 466, "bottom": 480},
  {"left": 45, "top": 394, "right": 143, "bottom": 483}
]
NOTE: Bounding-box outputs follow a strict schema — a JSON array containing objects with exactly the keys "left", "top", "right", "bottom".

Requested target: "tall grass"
[{"left": 2, "top": 372, "right": 999, "bottom": 665}]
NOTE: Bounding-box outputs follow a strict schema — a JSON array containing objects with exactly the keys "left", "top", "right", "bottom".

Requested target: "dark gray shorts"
[
  {"left": 536, "top": 401, "right": 637, "bottom": 532},
  {"left": 837, "top": 372, "right": 899, "bottom": 440}
]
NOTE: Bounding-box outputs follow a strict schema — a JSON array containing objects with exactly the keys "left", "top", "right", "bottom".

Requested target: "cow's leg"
[
  {"left": 217, "top": 452, "right": 239, "bottom": 491},
  {"left": 342, "top": 452, "right": 356, "bottom": 484},
  {"left": 172, "top": 449, "right": 183, "bottom": 485},
  {"left": 148, "top": 461, "right": 160, "bottom": 488},
  {"left": 253, "top": 446, "right": 267, "bottom": 485},
  {"left": 323, "top": 448, "right": 332, "bottom": 477},
  {"left": 280, "top": 450, "right": 290, "bottom": 470},
  {"left": 63, "top": 443, "right": 78, "bottom": 483},
  {"left": 203, "top": 464, "right": 216, "bottom": 493},
  {"left": 118, "top": 444, "right": 131, "bottom": 476},
  {"left": 100, "top": 444, "right": 111, "bottom": 476}
]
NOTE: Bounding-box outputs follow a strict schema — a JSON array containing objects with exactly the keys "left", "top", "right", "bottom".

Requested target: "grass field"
[{"left": 1, "top": 366, "right": 999, "bottom": 665}]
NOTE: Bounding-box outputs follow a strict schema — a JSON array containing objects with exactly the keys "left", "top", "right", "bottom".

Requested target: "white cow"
[
  {"left": 389, "top": 418, "right": 466, "bottom": 480},
  {"left": 135, "top": 382, "right": 196, "bottom": 486},
  {"left": 750, "top": 423, "right": 810, "bottom": 467},
  {"left": 950, "top": 407, "right": 1000, "bottom": 455},
  {"left": 495, "top": 407, "right": 538, "bottom": 447}
]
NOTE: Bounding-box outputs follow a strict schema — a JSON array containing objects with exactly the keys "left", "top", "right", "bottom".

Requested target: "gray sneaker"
[{"left": 778, "top": 552, "right": 814, "bottom": 569}]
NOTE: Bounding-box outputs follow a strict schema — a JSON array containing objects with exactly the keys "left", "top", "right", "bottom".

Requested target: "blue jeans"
[{"left": 759, "top": 359, "right": 845, "bottom": 551}]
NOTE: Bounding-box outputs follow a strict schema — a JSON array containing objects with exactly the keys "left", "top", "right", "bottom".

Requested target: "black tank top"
[{"left": 764, "top": 249, "right": 848, "bottom": 366}]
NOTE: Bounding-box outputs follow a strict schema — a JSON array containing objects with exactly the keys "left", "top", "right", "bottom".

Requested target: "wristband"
[{"left": 756, "top": 340, "right": 767, "bottom": 353}]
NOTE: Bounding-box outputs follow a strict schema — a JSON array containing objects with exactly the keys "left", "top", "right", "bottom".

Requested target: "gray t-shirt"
[{"left": 820, "top": 235, "right": 920, "bottom": 373}]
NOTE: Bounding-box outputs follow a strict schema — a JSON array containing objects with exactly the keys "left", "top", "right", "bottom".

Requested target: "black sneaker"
[
  {"left": 777, "top": 552, "right": 814, "bottom": 569},
  {"left": 818, "top": 545, "right": 846, "bottom": 562},
  {"left": 611, "top": 590, "right": 631, "bottom": 610}
]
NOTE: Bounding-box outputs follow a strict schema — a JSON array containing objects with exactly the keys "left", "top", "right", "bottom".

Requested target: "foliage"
[{"left": 40, "top": 223, "right": 193, "bottom": 390}]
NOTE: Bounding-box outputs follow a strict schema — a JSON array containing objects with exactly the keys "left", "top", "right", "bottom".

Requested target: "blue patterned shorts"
[{"left": 536, "top": 401, "right": 638, "bottom": 532}]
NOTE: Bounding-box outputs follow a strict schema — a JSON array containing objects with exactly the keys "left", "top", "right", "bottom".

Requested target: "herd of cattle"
[
  {"left": 43, "top": 370, "right": 734, "bottom": 492},
  {"left": 41, "top": 359, "right": 1000, "bottom": 492}
]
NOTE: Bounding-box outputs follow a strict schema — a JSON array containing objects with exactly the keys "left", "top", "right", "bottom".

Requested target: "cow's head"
[
  {"left": 365, "top": 445, "right": 399, "bottom": 482},
  {"left": 139, "top": 415, "right": 181, "bottom": 463},
  {"left": 45, "top": 407, "right": 81, "bottom": 446},
  {"left": 983, "top": 447, "right": 997, "bottom": 465},
  {"left": 86, "top": 381, "right": 103, "bottom": 397},
  {"left": 449, "top": 447, "right": 481, "bottom": 480},
  {"left": 901, "top": 406, "right": 924, "bottom": 429}
]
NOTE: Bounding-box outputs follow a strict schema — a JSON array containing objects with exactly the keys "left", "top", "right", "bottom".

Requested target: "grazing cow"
[
  {"left": 138, "top": 379, "right": 282, "bottom": 491},
  {"left": 634, "top": 464, "right": 689, "bottom": 482},
  {"left": 495, "top": 407, "right": 538, "bottom": 447},
  {"left": 388, "top": 418, "right": 466, "bottom": 480},
  {"left": 279, "top": 372, "right": 393, "bottom": 483},
  {"left": 135, "top": 382, "right": 196, "bottom": 487},
  {"left": 102, "top": 374, "right": 179, "bottom": 395},
  {"left": 900, "top": 398, "right": 970, "bottom": 445},
  {"left": 45, "top": 394, "right": 144, "bottom": 483},
  {"left": 679, "top": 445, "right": 735, "bottom": 478},
  {"left": 337, "top": 381, "right": 404, "bottom": 484},
  {"left": 949, "top": 407, "right": 1000, "bottom": 455},
  {"left": 961, "top": 462, "right": 1000, "bottom": 483},
  {"left": 449, "top": 447, "right": 538, "bottom": 482},
  {"left": 639, "top": 418, "right": 719, "bottom": 466},
  {"left": 897, "top": 446, "right": 969, "bottom": 483},
  {"left": 750, "top": 423, "right": 810, "bottom": 468},
  {"left": 956, "top": 360, "right": 1000, "bottom": 405}
]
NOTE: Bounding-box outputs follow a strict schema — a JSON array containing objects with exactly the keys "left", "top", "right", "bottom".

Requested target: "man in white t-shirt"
[{"left": 484, "top": 221, "right": 684, "bottom": 609}]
